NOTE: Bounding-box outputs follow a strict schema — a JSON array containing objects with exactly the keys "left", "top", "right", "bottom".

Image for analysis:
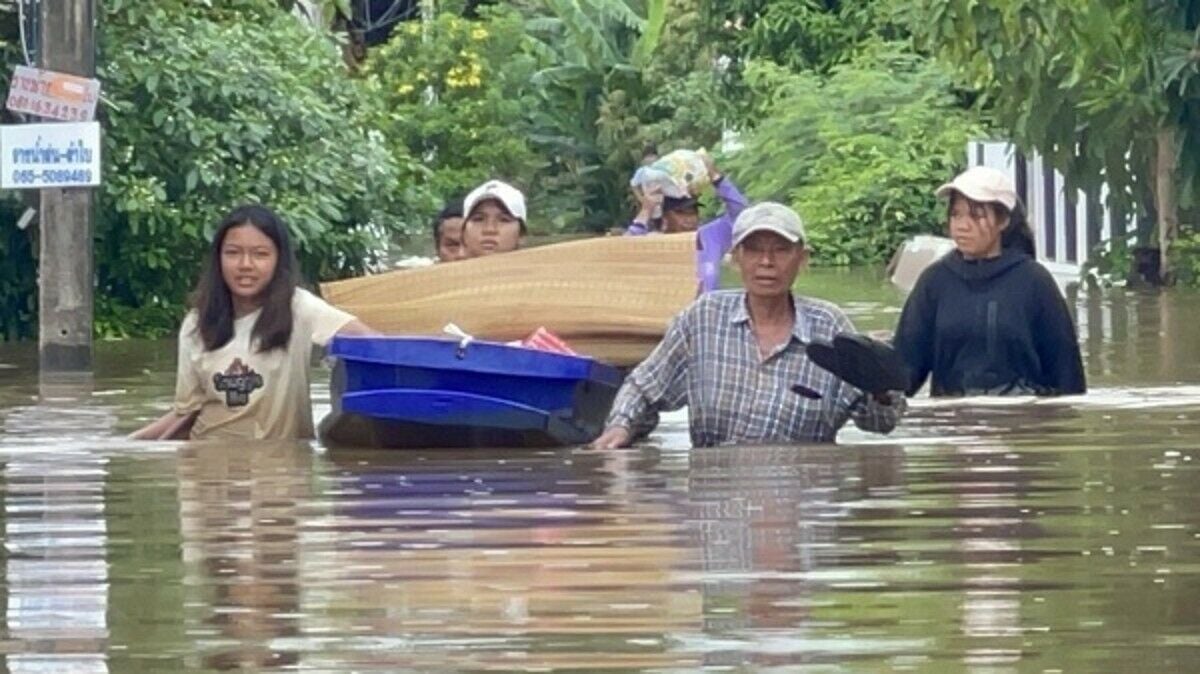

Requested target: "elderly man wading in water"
[{"left": 593, "top": 202, "right": 906, "bottom": 448}]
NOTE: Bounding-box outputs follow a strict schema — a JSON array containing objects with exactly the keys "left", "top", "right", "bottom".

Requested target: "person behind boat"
[
  {"left": 627, "top": 152, "right": 747, "bottom": 238},
  {"left": 593, "top": 202, "right": 906, "bottom": 449},
  {"left": 892, "top": 166, "right": 1086, "bottom": 397},
  {"left": 620, "top": 143, "right": 665, "bottom": 234},
  {"left": 433, "top": 198, "right": 466, "bottom": 263},
  {"left": 131, "top": 204, "right": 375, "bottom": 441},
  {"left": 640, "top": 142, "right": 660, "bottom": 167},
  {"left": 627, "top": 152, "right": 748, "bottom": 295},
  {"left": 461, "top": 179, "right": 526, "bottom": 258}
]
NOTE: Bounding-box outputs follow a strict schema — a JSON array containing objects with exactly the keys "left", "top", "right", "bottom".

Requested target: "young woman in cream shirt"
[{"left": 132, "top": 204, "right": 373, "bottom": 441}]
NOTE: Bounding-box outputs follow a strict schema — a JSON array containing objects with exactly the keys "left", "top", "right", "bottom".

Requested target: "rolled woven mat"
[{"left": 320, "top": 233, "right": 698, "bottom": 367}]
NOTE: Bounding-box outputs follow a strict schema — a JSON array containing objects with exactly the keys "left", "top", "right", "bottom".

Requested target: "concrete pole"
[{"left": 38, "top": 0, "right": 96, "bottom": 372}]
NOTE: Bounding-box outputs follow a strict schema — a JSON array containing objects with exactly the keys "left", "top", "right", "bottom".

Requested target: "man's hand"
[
  {"left": 872, "top": 391, "right": 899, "bottom": 405},
  {"left": 701, "top": 151, "right": 722, "bottom": 184},
  {"left": 591, "top": 425, "right": 632, "bottom": 450},
  {"left": 635, "top": 184, "right": 663, "bottom": 222}
]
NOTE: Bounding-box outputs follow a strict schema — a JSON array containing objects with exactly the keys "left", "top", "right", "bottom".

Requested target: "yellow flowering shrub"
[{"left": 366, "top": 8, "right": 540, "bottom": 219}]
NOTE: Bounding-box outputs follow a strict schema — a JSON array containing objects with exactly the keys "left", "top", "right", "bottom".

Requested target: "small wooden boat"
[{"left": 317, "top": 335, "right": 624, "bottom": 449}]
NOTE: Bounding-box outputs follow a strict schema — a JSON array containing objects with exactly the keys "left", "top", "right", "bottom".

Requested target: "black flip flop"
[
  {"left": 803, "top": 340, "right": 840, "bottom": 383},
  {"left": 832, "top": 333, "right": 909, "bottom": 394},
  {"left": 803, "top": 333, "right": 908, "bottom": 395}
]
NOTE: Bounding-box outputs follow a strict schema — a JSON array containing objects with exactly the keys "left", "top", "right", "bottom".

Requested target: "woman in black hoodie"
[{"left": 892, "top": 166, "right": 1086, "bottom": 397}]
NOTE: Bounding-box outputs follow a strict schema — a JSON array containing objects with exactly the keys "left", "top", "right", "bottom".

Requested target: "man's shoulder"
[
  {"left": 690, "top": 289, "right": 743, "bottom": 313},
  {"left": 795, "top": 294, "right": 849, "bottom": 320},
  {"left": 674, "top": 290, "right": 742, "bottom": 328},
  {"left": 794, "top": 295, "right": 853, "bottom": 335}
]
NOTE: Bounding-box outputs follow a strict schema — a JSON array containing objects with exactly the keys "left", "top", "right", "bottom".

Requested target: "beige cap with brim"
[
  {"left": 732, "top": 202, "right": 807, "bottom": 248},
  {"left": 936, "top": 166, "right": 1018, "bottom": 210}
]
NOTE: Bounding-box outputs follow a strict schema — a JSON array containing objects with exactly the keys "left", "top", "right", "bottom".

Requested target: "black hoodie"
[{"left": 893, "top": 248, "right": 1086, "bottom": 397}]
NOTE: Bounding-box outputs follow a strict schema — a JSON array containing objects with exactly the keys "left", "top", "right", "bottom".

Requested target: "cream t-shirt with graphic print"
[{"left": 173, "top": 288, "right": 355, "bottom": 440}]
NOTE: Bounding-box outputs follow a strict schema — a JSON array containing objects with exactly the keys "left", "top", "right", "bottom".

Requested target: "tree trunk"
[{"left": 1155, "top": 126, "right": 1179, "bottom": 285}]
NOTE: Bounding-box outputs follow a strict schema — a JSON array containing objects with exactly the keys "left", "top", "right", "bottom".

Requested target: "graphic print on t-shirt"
[{"left": 212, "top": 358, "right": 264, "bottom": 407}]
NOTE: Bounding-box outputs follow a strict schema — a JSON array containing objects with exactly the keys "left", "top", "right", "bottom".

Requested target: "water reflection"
[
  {"left": 300, "top": 448, "right": 700, "bottom": 671},
  {"left": 176, "top": 441, "right": 312, "bottom": 670},
  {"left": 683, "top": 445, "right": 911, "bottom": 668},
  {"left": 1, "top": 377, "right": 112, "bottom": 673},
  {"left": 1077, "top": 287, "right": 1200, "bottom": 384}
]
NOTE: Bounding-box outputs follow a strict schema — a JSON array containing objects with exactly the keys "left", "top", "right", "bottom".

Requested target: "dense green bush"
[
  {"left": 0, "top": 6, "right": 35, "bottom": 340},
  {"left": 366, "top": 0, "right": 733, "bottom": 233},
  {"left": 525, "top": 0, "right": 735, "bottom": 231},
  {"left": 518, "top": 0, "right": 658, "bottom": 231},
  {"left": 364, "top": 9, "right": 544, "bottom": 225},
  {"left": 1169, "top": 229, "right": 1200, "bottom": 286},
  {"left": 0, "top": 199, "right": 35, "bottom": 341},
  {"left": 728, "top": 42, "right": 984, "bottom": 265},
  {"left": 94, "top": 2, "right": 429, "bottom": 338},
  {"left": 703, "top": 0, "right": 909, "bottom": 74}
]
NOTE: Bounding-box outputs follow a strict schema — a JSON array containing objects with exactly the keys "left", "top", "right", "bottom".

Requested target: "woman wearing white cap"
[
  {"left": 593, "top": 202, "right": 905, "bottom": 448},
  {"left": 892, "top": 166, "right": 1086, "bottom": 397},
  {"left": 461, "top": 179, "right": 527, "bottom": 258}
]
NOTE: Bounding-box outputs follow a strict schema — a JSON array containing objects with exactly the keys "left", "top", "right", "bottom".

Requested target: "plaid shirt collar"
[{"left": 728, "top": 292, "right": 814, "bottom": 345}]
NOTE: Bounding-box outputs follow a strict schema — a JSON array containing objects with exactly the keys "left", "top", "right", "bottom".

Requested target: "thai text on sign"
[
  {"left": 0, "top": 122, "right": 101, "bottom": 189},
  {"left": 5, "top": 65, "right": 101, "bottom": 122}
]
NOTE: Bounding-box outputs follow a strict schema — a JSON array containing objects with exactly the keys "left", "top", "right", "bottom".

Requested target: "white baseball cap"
[
  {"left": 463, "top": 179, "right": 527, "bottom": 223},
  {"left": 732, "top": 202, "right": 807, "bottom": 247},
  {"left": 936, "top": 166, "right": 1018, "bottom": 210}
]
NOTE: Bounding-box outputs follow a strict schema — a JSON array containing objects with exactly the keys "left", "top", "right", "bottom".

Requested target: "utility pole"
[{"left": 38, "top": 0, "right": 96, "bottom": 372}]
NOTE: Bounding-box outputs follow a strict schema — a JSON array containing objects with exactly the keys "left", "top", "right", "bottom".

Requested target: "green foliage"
[
  {"left": 703, "top": 0, "right": 909, "bottom": 73},
  {"left": 1169, "top": 230, "right": 1200, "bottom": 286},
  {"left": 365, "top": 0, "right": 723, "bottom": 233},
  {"left": 0, "top": 200, "right": 35, "bottom": 341},
  {"left": 633, "top": 0, "right": 734, "bottom": 153},
  {"left": 0, "top": 6, "right": 35, "bottom": 340},
  {"left": 523, "top": 0, "right": 733, "bottom": 230},
  {"left": 95, "top": 1, "right": 428, "bottom": 337},
  {"left": 728, "top": 42, "right": 984, "bottom": 265},
  {"left": 519, "top": 0, "right": 656, "bottom": 230},
  {"left": 1087, "top": 219, "right": 1200, "bottom": 288},
  {"left": 1082, "top": 233, "right": 1138, "bottom": 287},
  {"left": 365, "top": 8, "right": 544, "bottom": 225},
  {"left": 909, "top": 0, "right": 1200, "bottom": 214}
]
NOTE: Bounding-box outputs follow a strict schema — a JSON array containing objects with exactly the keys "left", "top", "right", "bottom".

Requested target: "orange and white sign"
[{"left": 5, "top": 65, "right": 100, "bottom": 122}]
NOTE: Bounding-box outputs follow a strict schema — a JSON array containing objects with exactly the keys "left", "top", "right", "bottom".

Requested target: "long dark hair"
[
  {"left": 948, "top": 194, "right": 1037, "bottom": 258},
  {"left": 1001, "top": 200, "right": 1036, "bottom": 257},
  {"left": 192, "top": 204, "right": 299, "bottom": 352}
]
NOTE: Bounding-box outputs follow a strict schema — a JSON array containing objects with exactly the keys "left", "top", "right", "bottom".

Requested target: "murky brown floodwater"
[{"left": 1, "top": 269, "right": 1200, "bottom": 672}]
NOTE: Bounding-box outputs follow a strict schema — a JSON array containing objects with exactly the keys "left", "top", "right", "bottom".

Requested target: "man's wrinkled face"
[{"left": 734, "top": 231, "right": 807, "bottom": 298}]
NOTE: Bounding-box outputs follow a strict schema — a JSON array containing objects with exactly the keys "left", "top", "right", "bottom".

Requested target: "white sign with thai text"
[{"left": 0, "top": 122, "right": 101, "bottom": 190}]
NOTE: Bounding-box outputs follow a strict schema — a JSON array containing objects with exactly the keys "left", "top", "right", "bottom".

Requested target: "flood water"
[{"left": 1, "top": 269, "right": 1200, "bottom": 672}]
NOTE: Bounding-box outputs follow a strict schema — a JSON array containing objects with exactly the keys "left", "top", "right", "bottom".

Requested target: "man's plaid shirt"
[{"left": 607, "top": 290, "right": 906, "bottom": 446}]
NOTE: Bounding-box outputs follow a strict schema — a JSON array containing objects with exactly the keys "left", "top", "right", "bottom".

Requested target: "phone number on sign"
[{"left": 9, "top": 168, "right": 94, "bottom": 185}]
